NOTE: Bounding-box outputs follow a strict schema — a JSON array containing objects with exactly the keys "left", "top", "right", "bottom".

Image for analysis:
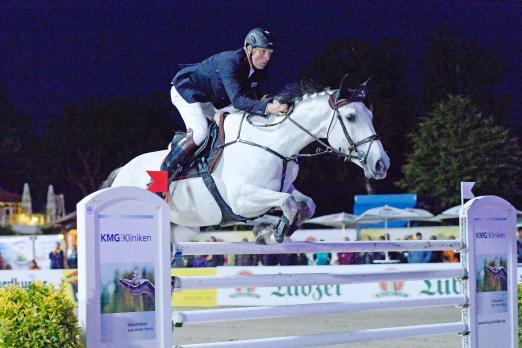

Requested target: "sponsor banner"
[
  {"left": 0, "top": 269, "right": 78, "bottom": 304},
  {"left": 34, "top": 235, "right": 63, "bottom": 269},
  {"left": 0, "top": 235, "right": 61, "bottom": 270},
  {"left": 172, "top": 268, "right": 218, "bottom": 307},
  {"left": 217, "top": 264, "right": 462, "bottom": 306},
  {"left": 0, "top": 269, "right": 64, "bottom": 288},
  {"left": 464, "top": 197, "right": 517, "bottom": 348},
  {"left": 78, "top": 187, "right": 171, "bottom": 348}
]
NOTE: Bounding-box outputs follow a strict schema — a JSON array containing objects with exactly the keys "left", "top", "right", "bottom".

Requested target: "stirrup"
[{"left": 168, "top": 166, "right": 184, "bottom": 183}]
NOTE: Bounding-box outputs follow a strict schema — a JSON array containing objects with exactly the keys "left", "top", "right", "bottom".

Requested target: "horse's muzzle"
[{"left": 367, "top": 158, "right": 388, "bottom": 180}]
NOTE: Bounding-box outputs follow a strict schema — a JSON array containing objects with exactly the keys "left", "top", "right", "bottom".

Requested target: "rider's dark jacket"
[{"left": 172, "top": 49, "right": 269, "bottom": 116}]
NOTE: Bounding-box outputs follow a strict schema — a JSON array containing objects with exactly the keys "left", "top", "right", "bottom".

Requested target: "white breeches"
[{"left": 170, "top": 86, "right": 216, "bottom": 146}]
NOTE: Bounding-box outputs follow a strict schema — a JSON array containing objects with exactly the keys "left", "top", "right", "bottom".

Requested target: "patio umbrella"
[
  {"left": 402, "top": 208, "right": 434, "bottom": 227},
  {"left": 356, "top": 205, "right": 418, "bottom": 229},
  {"left": 435, "top": 205, "right": 522, "bottom": 221},
  {"left": 433, "top": 205, "right": 461, "bottom": 220},
  {"left": 305, "top": 212, "right": 358, "bottom": 229},
  {"left": 355, "top": 205, "right": 417, "bottom": 262}
]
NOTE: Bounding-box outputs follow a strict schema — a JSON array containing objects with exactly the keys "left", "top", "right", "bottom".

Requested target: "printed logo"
[
  {"left": 230, "top": 271, "right": 261, "bottom": 299},
  {"left": 376, "top": 280, "right": 408, "bottom": 298},
  {"left": 100, "top": 233, "right": 151, "bottom": 243}
]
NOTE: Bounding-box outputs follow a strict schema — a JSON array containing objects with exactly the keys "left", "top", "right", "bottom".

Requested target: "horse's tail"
[{"left": 99, "top": 167, "right": 122, "bottom": 189}]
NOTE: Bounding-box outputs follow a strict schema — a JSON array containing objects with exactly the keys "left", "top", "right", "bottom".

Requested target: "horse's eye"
[{"left": 346, "top": 113, "right": 356, "bottom": 121}]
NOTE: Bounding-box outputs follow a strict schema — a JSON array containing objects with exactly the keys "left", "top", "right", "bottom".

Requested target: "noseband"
[{"left": 325, "top": 95, "right": 381, "bottom": 166}]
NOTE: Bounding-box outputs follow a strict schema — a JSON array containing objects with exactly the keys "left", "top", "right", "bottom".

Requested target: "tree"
[
  {"left": 398, "top": 96, "right": 522, "bottom": 212},
  {"left": 42, "top": 92, "right": 178, "bottom": 209},
  {"left": 422, "top": 27, "right": 509, "bottom": 124},
  {"left": 0, "top": 85, "right": 41, "bottom": 198}
]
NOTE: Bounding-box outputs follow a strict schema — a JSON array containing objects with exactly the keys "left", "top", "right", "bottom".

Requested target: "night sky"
[{"left": 1, "top": 1, "right": 521, "bottom": 126}]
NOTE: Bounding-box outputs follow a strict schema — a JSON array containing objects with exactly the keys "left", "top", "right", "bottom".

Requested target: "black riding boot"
[{"left": 160, "top": 131, "right": 198, "bottom": 175}]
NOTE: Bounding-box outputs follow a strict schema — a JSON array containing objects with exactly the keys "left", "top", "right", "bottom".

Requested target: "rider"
[{"left": 161, "top": 27, "right": 289, "bottom": 174}]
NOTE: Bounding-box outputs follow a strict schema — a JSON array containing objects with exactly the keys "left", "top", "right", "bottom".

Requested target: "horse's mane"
[{"left": 274, "top": 80, "right": 332, "bottom": 104}]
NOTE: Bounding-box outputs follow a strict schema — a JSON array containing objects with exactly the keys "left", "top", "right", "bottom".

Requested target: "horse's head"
[{"left": 327, "top": 76, "right": 389, "bottom": 179}]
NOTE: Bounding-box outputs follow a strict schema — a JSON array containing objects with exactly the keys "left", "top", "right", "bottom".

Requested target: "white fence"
[{"left": 78, "top": 188, "right": 518, "bottom": 348}]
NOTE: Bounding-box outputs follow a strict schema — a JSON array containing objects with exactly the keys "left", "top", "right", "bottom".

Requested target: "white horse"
[{"left": 111, "top": 78, "right": 390, "bottom": 242}]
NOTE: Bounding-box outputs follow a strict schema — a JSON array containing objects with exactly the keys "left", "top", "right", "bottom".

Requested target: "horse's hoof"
[
  {"left": 274, "top": 217, "right": 289, "bottom": 243},
  {"left": 253, "top": 222, "right": 275, "bottom": 245}
]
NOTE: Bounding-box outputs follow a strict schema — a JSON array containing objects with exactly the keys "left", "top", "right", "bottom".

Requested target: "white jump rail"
[
  {"left": 173, "top": 266, "right": 466, "bottom": 291},
  {"left": 173, "top": 296, "right": 467, "bottom": 326},
  {"left": 173, "top": 240, "right": 463, "bottom": 256},
  {"left": 174, "top": 322, "right": 467, "bottom": 348}
]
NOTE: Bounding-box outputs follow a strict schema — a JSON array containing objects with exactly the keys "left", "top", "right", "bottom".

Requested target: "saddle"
[
  {"left": 173, "top": 114, "right": 225, "bottom": 181},
  {"left": 169, "top": 113, "right": 249, "bottom": 225}
]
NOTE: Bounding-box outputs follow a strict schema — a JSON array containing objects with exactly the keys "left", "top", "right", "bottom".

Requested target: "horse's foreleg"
[
  {"left": 232, "top": 184, "right": 299, "bottom": 223},
  {"left": 287, "top": 186, "right": 316, "bottom": 226}
]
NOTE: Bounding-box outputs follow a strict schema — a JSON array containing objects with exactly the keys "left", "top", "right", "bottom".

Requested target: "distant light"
[
  {"left": 31, "top": 216, "right": 38, "bottom": 223},
  {"left": 58, "top": 234, "right": 65, "bottom": 240}
]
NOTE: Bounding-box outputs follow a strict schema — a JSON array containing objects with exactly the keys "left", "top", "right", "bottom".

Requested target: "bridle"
[
  {"left": 219, "top": 91, "right": 381, "bottom": 192},
  {"left": 324, "top": 94, "right": 381, "bottom": 166}
]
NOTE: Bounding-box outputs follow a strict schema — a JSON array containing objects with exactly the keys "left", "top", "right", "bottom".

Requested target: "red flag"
[{"left": 147, "top": 171, "right": 168, "bottom": 195}]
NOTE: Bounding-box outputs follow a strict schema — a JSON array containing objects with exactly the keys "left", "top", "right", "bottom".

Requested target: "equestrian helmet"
[{"left": 244, "top": 28, "right": 275, "bottom": 49}]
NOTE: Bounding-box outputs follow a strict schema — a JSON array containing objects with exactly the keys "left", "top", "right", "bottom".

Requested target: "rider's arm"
[{"left": 218, "top": 59, "right": 269, "bottom": 116}]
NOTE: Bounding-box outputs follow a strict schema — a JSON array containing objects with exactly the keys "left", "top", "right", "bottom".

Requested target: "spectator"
[
  {"left": 337, "top": 237, "right": 357, "bottom": 265},
  {"left": 0, "top": 253, "right": 12, "bottom": 270},
  {"left": 296, "top": 253, "right": 309, "bottom": 265},
  {"left": 406, "top": 232, "right": 432, "bottom": 263},
  {"left": 28, "top": 259, "right": 40, "bottom": 270},
  {"left": 371, "top": 236, "right": 386, "bottom": 262},
  {"left": 207, "top": 236, "right": 225, "bottom": 267},
  {"left": 193, "top": 255, "right": 208, "bottom": 267},
  {"left": 517, "top": 227, "right": 522, "bottom": 263},
  {"left": 357, "top": 235, "right": 374, "bottom": 264},
  {"left": 236, "top": 238, "right": 256, "bottom": 266},
  {"left": 313, "top": 241, "right": 332, "bottom": 265},
  {"left": 0, "top": 253, "right": 4, "bottom": 269},
  {"left": 67, "top": 245, "right": 78, "bottom": 269},
  {"left": 171, "top": 254, "right": 186, "bottom": 268},
  {"left": 256, "top": 236, "right": 279, "bottom": 266},
  {"left": 429, "top": 236, "right": 444, "bottom": 263},
  {"left": 388, "top": 238, "right": 406, "bottom": 263},
  {"left": 443, "top": 236, "right": 460, "bottom": 263},
  {"left": 260, "top": 253, "right": 280, "bottom": 266},
  {"left": 280, "top": 253, "right": 298, "bottom": 266},
  {"left": 49, "top": 242, "right": 65, "bottom": 269},
  {"left": 185, "top": 255, "right": 195, "bottom": 267}
]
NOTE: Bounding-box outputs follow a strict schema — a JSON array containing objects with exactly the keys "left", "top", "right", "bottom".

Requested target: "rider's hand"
[{"left": 267, "top": 103, "right": 289, "bottom": 116}]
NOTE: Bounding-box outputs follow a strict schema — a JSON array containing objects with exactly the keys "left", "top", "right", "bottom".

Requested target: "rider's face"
[{"left": 250, "top": 47, "right": 273, "bottom": 70}]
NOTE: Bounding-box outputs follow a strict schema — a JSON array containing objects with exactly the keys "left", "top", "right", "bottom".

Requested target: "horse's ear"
[
  {"left": 334, "top": 73, "right": 353, "bottom": 102},
  {"left": 353, "top": 76, "right": 371, "bottom": 101}
]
